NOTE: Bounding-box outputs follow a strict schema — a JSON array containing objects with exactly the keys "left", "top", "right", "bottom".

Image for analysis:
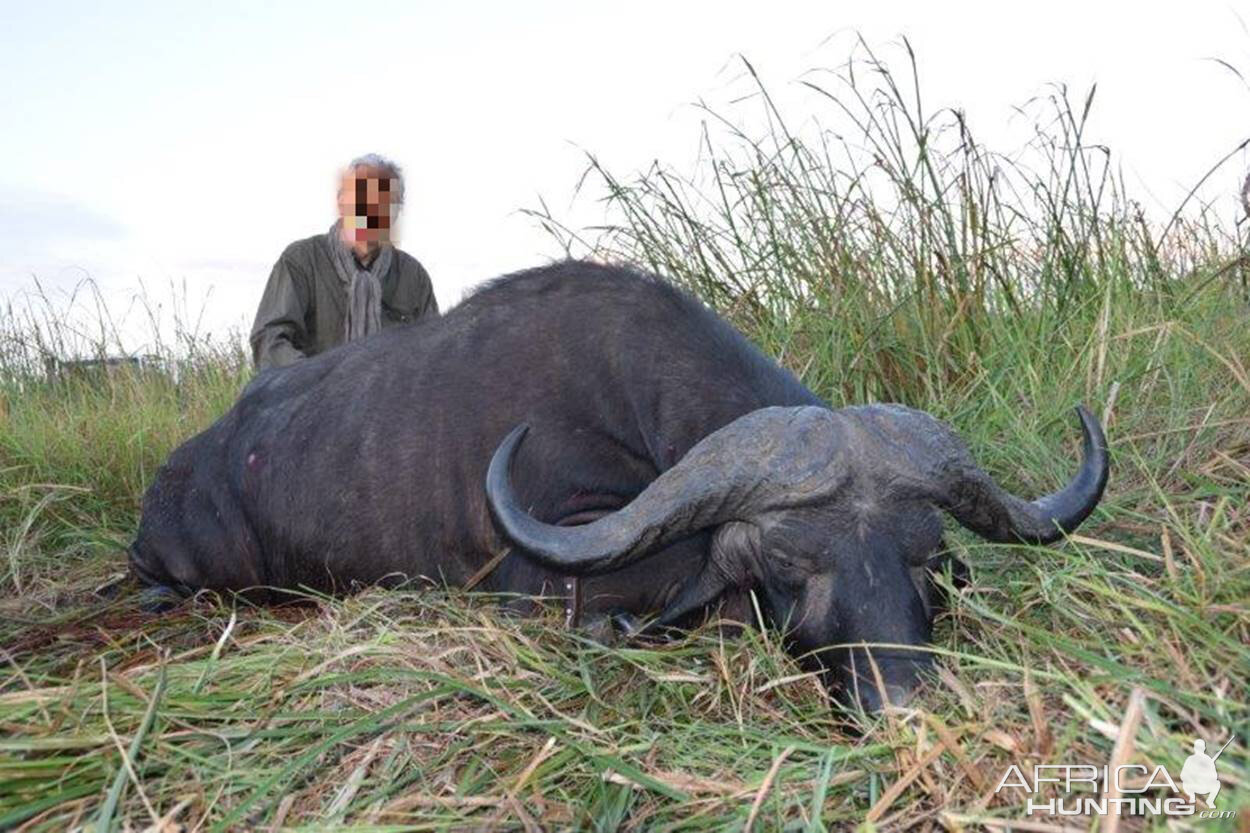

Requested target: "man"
[
  {"left": 1180, "top": 738, "right": 1222, "bottom": 808},
  {"left": 250, "top": 154, "right": 439, "bottom": 371}
]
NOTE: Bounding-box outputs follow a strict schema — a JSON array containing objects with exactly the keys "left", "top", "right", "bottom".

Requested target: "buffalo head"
[{"left": 486, "top": 404, "right": 1108, "bottom": 711}]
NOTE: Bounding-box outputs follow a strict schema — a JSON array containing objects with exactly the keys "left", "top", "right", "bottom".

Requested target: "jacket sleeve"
[
  {"left": 417, "top": 261, "right": 440, "bottom": 320},
  {"left": 250, "top": 251, "right": 312, "bottom": 371}
]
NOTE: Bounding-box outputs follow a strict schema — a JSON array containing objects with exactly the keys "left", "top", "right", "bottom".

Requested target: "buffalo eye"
[{"left": 767, "top": 552, "right": 809, "bottom": 584}]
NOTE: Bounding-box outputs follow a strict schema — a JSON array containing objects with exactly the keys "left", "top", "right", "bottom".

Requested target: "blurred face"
[{"left": 336, "top": 165, "right": 398, "bottom": 257}]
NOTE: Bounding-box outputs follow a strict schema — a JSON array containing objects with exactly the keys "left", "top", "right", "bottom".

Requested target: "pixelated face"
[{"left": 337, "top": 165, "right": 397, "bottom": 247}]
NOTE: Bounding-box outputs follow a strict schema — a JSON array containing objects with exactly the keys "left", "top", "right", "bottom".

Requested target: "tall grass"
[
  {"left": 2, "top": 41, "right": 1248, "bottom": 829},
  {"left": 538, "top": 42, "right": 1247, "bottom": 410},
  {"left": 0, "top": 280, "right": 248, "bottom": 588}
]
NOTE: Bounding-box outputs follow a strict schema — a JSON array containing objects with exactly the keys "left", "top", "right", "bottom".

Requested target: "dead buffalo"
[{"left": 130, "top": 260, "right": 1108, "bottom": 709}]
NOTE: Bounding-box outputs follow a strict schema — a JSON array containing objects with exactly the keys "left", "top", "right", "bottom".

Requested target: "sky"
[{"left": 1, "top": 1, "right": 1247, "bottom": 354}]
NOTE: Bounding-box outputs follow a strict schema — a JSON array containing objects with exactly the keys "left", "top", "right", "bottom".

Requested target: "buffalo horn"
[
  {"left": 937, "top": 405, "right": 1109, "bottom": 544},
  {"left": 485, "top": 406, "right": 838, "bottom": 575}
]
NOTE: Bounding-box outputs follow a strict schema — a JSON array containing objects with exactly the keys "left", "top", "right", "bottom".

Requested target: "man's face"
[{"left": 337, "top": 166, "right": 397, "bottom": 249}]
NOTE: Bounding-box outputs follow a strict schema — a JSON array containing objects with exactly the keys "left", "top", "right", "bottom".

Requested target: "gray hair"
[{"left": 345, "top": 153, "right": 405, "bottom": 206}]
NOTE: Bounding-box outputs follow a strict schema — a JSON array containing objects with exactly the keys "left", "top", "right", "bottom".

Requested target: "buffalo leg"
[
  {"left": 612, "top": 521, "right": 755, "bottom": 639},
  {"left": 612, "top": 566, "right": 729, "bottom": 639}
]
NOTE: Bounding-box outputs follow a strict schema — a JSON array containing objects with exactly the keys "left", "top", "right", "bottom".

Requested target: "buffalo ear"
[
  {"left": 925, "top": 540, "right": 969, "bottom": 591},
  {"left": 711, "top": 521, "right": 763, "bottom": 589},
  {"left": 913, "top": 544, "right": 969, "bottom": 618},
  {"left": 941, "top": 554, "right": 970, "bottom": 591}
]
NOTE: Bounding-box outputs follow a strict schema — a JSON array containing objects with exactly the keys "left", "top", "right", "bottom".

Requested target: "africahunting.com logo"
[{"left": 995, "top": 735, "right": 1237, "bottom": 820}]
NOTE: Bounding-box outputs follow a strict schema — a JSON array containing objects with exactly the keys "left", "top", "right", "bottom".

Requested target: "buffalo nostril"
[
  {"left": 852, "top": 681, "right": 916, "bottom": 712},
  {"left": 137, "top": 584, "right": 184, "bottom": 614},
  {"left": 879, "top": 683, "right": 914, "bottom": 707}
]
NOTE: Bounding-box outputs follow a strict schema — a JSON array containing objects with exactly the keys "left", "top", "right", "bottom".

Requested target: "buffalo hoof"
[
  {"left": 611, "top": 611, "right": 645, "bottom": 638},
  {"left": 137, "top": 584, "right": 183, "bottom": 614},
  {"left": 580, "top": 614, "right": 619, "bottom": 646},
  {"left": 612, "top": 612, "right": 673, "bottom": 641}
]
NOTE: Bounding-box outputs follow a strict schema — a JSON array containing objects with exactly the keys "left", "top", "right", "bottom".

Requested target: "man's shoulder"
[
  {"left": 272, "top": 234, "right": 332, "bottom": 281},
  {"left": 393, "top": 247, "right": 430, "bottom": 280},
  {"left": 280, "top": 233, "right": 328, "bottom": 261}
]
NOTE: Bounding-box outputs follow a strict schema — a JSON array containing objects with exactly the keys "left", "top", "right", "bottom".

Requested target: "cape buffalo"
[{"left": 130, "top": 261, "right": 1109, "bottom": 709}]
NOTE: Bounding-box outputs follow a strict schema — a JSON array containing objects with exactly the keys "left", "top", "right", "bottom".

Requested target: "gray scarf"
[{"left": 327, "top": 220, "right": 393, "bottom": 342}]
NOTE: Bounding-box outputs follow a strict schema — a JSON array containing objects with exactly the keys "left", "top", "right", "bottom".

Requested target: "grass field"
[{"left": 2, "top": 48, "right": 1248, "bottom": 830}]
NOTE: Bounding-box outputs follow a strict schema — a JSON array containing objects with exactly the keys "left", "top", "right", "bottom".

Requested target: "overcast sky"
[{"left": 1, "top": 1, "right": 1247, "bottom": 353}]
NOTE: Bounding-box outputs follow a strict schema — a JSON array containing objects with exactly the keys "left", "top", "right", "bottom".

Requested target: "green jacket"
[{"left": 250, "top": 234, "right": 439, "bottom": 371}]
